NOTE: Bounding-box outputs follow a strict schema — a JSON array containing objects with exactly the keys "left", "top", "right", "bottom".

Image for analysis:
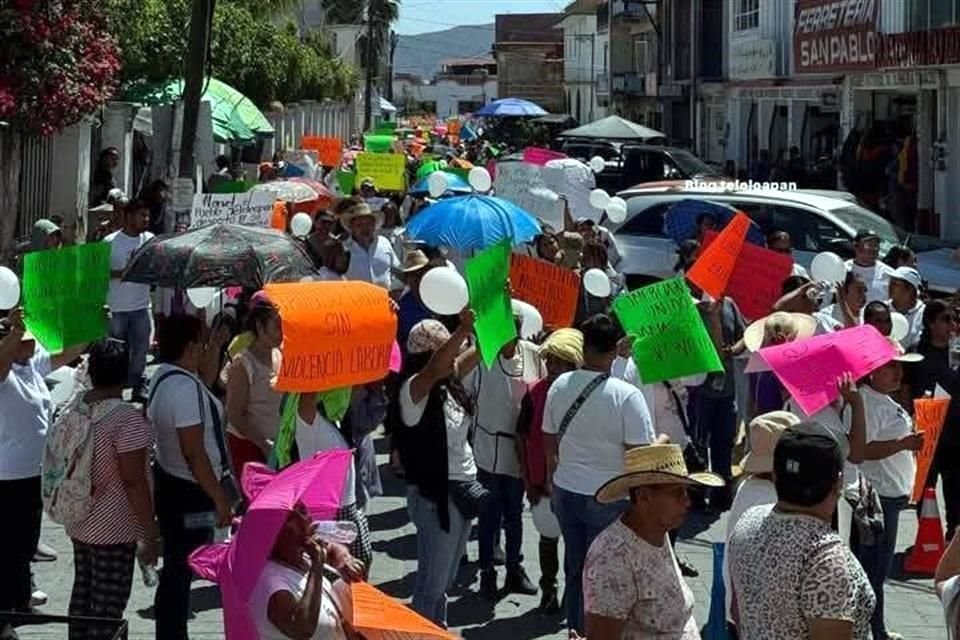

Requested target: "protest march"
[{"left": 2, "top": 4, "right": 960, "bottom": 637}]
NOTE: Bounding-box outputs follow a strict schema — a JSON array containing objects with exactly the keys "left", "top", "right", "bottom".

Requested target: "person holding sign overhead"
[
  {"left": 0, "top": 309, "right": 90, "bottom": 638},
  {"left": 105, "top": 199, "right": 155, "bottom": 400},
  {"left": 392, "top": 311, "right": 480, "bottom": 627},
  {"left": 855, "top": 341, "right": 926, "bottom": 640},
  {"left": 339, "top": 198, "right": 401, "bottom": 293}
]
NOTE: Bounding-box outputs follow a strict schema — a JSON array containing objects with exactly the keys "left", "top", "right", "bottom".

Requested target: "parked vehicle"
[
  {"left": 608, "top": 186, "right": 960, "bottom": 296},
  {"left": 559, "top": 141, "right": 726, "bottom": 192}
]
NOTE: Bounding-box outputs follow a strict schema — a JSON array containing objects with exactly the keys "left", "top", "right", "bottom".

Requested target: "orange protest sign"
[
  {"left": 509, "top": 254, "right": 580, "bottom": 329},
  {"left": 685, "top": 212, "right": 751, "bottom": 299},
  {"left": 270, "top": 201, "right": 287, "bottom": 232},
  {"left": 264, "top": 281, "right": 397, "bottom": 393},
  {"left": 348, "top": 581, "right": 457, "bottom": 639},
  {"left": 702, "top": 229, "right": 794, "bottom": 321},
  {"left": 911, "top": 396, "right": 951, "bottom": 502},
  {"left": 301, "top": 135, "right": 343, "bottom": 167}
]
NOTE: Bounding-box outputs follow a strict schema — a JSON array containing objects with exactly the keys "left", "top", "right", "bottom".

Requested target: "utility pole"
[
  {"left": 386, "top": 31, "right": 399, "bottom": 102},
  {"left": 179, "top": 0, "right": 215, "bottom": 179},
  {"left": 363, "top": 1, "right": 376, "bottom": 131},
  {"left": 690, "top": 0, "right": 698, "bottom": 154}
]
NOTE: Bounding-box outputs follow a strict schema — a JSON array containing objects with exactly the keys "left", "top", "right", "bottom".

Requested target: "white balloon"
[
  {"left": 583, "top": 268, "right": 611, "bottom": 298},
  {"left": 809, "top": 252, "right": 846, "bottom": 283},
  {"left": 0, "top": 266, "right": 20, "bottom": 310},
  {"left": 468, "top": 167, "right": 492, "bottom": 193},
  {"left": 187, "top": 287, "right": 217, "bottom": 309},
  {"left": 427, "top": 171, "right": 448, "bottom": 198},
  {"left": 588, "top": 156, "right": 606, "bottom": 174},
  {"left": 290, "top": 212, "right": 313, "bottom": 238},
  {"left": 419, "top": 267, "right": 469, "bottom": 315},
  {"left": 605, "top": 196, "right": 628, "bottom": 223},
  {"left": 589, "top": 188, "right": 610, "bottom": 210},
  {"left": 890, "top": 312, "right": 910, "bottom": 342},
  {"left": 511, "top": 299, "right": 544, "bottom": 339}
]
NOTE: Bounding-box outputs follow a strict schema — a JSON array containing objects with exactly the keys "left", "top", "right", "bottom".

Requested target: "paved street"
[{"left": 22, "top": 430, "right": 949, "bottom": 640}]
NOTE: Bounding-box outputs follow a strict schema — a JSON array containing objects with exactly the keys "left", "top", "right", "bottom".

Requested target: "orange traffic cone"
[{"left": 903, "top": 487, "right": 946, "bottom": 575}]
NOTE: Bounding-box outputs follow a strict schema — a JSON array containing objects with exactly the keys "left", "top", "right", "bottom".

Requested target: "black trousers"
[
  {"left": 924, "top": 445, "right": 960, "bottom": 541},
  {"left": 0, "top": 477, "right": 42, "bottom": 615},
  {"left": 153, "top": 466, "right": 215, "bottom": 640}
]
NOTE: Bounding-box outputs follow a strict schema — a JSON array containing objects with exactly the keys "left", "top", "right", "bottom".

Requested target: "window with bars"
[{"left": 734, "top": 0, "right": 760, "bottom": 31}]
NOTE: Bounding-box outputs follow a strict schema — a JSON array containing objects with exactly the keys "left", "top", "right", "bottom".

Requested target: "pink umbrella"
[{"left": 189, "top": 450, "right": 352, "bottom": 639}]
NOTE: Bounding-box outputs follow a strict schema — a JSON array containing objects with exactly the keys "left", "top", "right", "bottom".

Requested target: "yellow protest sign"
[{"left": 355, "top": 153, "right": 406, "bottom": 192}]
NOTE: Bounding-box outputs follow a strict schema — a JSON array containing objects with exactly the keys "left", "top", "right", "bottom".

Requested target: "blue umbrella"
[
  {"left": 405, "top": 195, "right": 542, "bottom": 252},
  {"left": 663, "top": 199, "right": 765, "bottom": 246},
  {"left": 475, "top": 98, "right": 548, "bottom": 117},
  {"left": 408, "top": 173, "right": 472, "bottom": 198}
]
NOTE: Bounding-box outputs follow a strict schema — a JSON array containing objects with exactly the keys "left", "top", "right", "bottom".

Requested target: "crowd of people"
[{"left": 0, "top": 135, "right": 958, "bottom": 640}]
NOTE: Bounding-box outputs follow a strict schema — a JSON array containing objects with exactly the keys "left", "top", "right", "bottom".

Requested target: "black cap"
[
  {"left": 773, "top": 428, "right": 843, "bottom": 507},
  {"left": 315, "top": 212, "right": 335, "bottom": 223},
  {"left": 853, "top": 229, "right": 880, "bottom": 243}
]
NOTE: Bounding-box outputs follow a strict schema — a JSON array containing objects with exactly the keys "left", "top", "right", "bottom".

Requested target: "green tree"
[{"left": 104, "top": 0, "right": 359, "bottom": 106}]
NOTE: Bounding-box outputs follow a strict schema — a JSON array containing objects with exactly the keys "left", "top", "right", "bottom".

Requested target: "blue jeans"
[
  {"left": 552, "top": 485, "right": 629, "bottom": 634},
  {"left": 854, "top": 494, "right": 907, "bottom": 640},
  {"left": 109, "top": 308, "right": 151, "bottom": 388},
  {"left": 406, "top": 486, "right": 472, "bottom": 627},
  {"left": 478, "top": 469, "right": 525, "bottom": 571}
]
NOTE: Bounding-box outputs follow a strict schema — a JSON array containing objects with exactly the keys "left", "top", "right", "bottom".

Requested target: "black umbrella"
[{"left": 122, "top": 224, "right": 316, "bottom": 289}]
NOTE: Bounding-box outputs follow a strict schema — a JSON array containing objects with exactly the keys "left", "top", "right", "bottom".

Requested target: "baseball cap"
[
  {"left": 853, "top": 229, "right": 880, "bottom": 243},
  {"left": 773, "top": 428, "right": 844, "bottom": 506},
  {"left": 890, "top": 266, "right": 922, "bottom": 291},
  {"left": 360, "top": 177, "right": 376, "bottom": 188}
]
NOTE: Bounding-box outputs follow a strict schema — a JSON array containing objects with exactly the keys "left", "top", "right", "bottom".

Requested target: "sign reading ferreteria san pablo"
[{"left": 793, "top": 0, "right": 879, "bottom": 74}]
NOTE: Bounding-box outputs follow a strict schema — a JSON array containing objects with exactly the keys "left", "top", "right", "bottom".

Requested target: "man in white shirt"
[
  {"left": 845, "top": 229, "right": 894, "bottom": 304},
  {"left": 470, "top": 332, "right": 544, "bottom": 600},
  {"left": 339, "top": 198, "right": 400, "bottom": 292},
  {"left": 106, "top": 200, "right": 155, "bottom": 395},
  {"left": 542, "top": 314, "right": 655, "bottom": 637},
  {"left": 887, "top": 266, "right": 925, "bottom": 350}
]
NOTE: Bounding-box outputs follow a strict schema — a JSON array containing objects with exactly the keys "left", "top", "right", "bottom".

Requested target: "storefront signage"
[
  {"left": 848, "top": 69, "right": 941, "bottom": 90},
  {"left": 733, "top": 86, "right": 835, "bottom": 101},
  {"left": 877, "top": 26, "right": 960, "bottom": 69},
  {"left": 794, "top": 0, "right": 879, "bottom": 74},
  {"left": 730, "top": 39, "right": 777, "bottom": 80}
]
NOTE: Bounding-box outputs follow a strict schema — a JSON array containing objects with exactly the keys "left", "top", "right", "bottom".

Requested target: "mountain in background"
[{"left": 394, "top": 24, "right": 495, "bottom": 79}]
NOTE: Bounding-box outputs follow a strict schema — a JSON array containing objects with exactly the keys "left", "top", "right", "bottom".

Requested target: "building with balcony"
[
  {"left": 392, "top": 58, "right": 498, "bottom": 117},
  {"left": 493, "top": 13, "right": 566, "bottom": 114},
  {"left": 605, "top": 0, "right": 662, "bottom": 127},
  {"left": 559, "top": 0, "right": 607, "bottom": 123}
]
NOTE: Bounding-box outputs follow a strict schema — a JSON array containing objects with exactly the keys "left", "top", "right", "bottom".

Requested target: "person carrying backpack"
[{"left": 45, "top": 340, "right": 157, "bottom": 640}]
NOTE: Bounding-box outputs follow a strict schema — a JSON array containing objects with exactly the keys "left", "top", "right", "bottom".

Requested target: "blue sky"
[{"left": 396, "top": 0, "right": 566, "bottom": 35}]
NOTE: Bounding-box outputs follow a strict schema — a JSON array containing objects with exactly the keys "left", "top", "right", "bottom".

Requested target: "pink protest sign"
[
  {"left": 522, "top": 147, "right": 567, "bottom": 166},
  {"left": 758, "top": 324, "right": 898, "bottom": 415}
]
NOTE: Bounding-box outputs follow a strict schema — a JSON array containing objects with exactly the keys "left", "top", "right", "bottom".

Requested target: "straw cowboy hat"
[
  {"left": 889, "top": 337, "right": 924, "bottom": 363},
  {"left": 395, "top": 249, "right": 430, "bottom": 274},
  {"left": 339, "top": 200, "right": 382, "bottom": 227},
  {"left": 740, "top": 411, "right": 800, "bottom": 475},
  {"left": 743, "top": 311, "right": 817, "bottom": 352},
  {"left": 595, "top": 444, "right": 724, "bottom": 504}
]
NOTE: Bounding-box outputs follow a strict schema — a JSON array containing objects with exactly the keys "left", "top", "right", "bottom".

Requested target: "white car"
[{"left": 608, "top": 186, "right": 960, "bottom": 296}]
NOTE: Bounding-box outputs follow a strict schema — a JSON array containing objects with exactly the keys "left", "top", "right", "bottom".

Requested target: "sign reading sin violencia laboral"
[
  {"left": 265, "top": 281, "right": 398, "bottom": 393},
  {"left": 793, "top": 0, "right": 879, "bottom": 74}
]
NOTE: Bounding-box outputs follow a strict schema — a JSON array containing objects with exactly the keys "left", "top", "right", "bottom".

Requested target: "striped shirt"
[{"left": 67, "top": 402, "right": 153, "bottom": 545}]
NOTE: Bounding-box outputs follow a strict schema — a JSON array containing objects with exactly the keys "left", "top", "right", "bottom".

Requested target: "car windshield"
[
  {"left": 668, "top": 149, "right": 718, "bottom": 176},
  {"left": 829, "top": 205, "right": 904, "bottom": 252}
]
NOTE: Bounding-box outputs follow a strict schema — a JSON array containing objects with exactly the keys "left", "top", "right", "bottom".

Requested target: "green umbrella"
[{"left": 122, "top": 78, "right": 274, "bottom": 144}]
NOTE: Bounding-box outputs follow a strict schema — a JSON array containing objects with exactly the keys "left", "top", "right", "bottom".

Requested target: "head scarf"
[
  {"left": 407, "top": 319, "right": 451, "bottom": 355},
  {"left": 540, "top": 328, "right": 584, "bottom": 367}
]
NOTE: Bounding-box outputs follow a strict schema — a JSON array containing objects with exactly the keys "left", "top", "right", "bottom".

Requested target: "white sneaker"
[{"left": 30, "top": 589, "right": 48, "bottom": 607}]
